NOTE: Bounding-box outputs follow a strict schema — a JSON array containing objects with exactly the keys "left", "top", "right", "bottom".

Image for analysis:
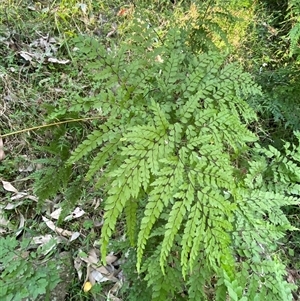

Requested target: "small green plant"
[{"left": 0, "top": 236, "right": 60, "bottom": 301}]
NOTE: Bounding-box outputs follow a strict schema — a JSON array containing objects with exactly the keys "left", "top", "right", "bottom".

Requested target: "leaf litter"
[{"left": 1, "top": 177, "right": 126, "bottom": 299}]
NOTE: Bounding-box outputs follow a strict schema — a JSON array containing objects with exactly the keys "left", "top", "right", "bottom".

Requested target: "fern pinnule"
[{"left": 67, "top": 129, "right": 105, "bottom": 165}]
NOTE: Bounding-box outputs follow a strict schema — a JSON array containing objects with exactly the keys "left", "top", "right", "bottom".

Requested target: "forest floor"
[
  {"left": 1, "top": 1, "right": 300, "bottom": 300},
  {"left": 0, "top": 1, "right": 139, "bottom": 300}
]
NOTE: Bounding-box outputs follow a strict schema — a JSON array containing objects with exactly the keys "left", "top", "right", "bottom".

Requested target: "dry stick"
[{"left": 0, "top": 117, "right": 102, "bottom": 138}]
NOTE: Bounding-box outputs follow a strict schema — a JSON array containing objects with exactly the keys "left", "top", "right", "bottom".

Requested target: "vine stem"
[{"left": 0, "top": 117, "right": 102, "bottom": 138}]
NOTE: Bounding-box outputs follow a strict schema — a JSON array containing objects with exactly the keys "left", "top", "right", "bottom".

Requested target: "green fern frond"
[
  {"left": 180, "top": 201, "right": 202, "bottom": 277},
  {"left": 289, "top": 22, "right": 300, "bottom": 56},
  {"left": 85, "top": 134, "right": 121, "bottom": 182},
  {"left": 67, "top": 129, "right": 106, "bottom": 164},
  {"left": 188, "top": 265, "right": 209, "bottom": 301},
  {"left": 162, "top": 52, "right": 185, "bottom": 86},
  {"left": 137, "top": 157, "right": 185, "bottom": 271},
  {"left": 31, "top": 163, "right": 72, "bottom": 202},
  {"left": 143, "top": 246, "right": 183, "bottom": 301},
  {"left": 100, "top": 182, "right": 133, "bottom": 260},
  {"left": 125, "top": 199, "right": 138, "bottom": 246},
  {"left": 159, "top": 195, "right": 190, "bottom": 273}
]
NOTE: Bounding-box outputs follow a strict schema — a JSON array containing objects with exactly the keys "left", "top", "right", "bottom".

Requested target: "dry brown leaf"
[
  {"left": 32, "top": 234, "right": 53, "bottom": 245},
  {"left": 107, "top": 292, "right": 122, "bottom": 301},
  {"left": 90, "top": 269, "right": 110, "bottom": 283},
  {"left": 83, "top": 248, "right": 98, "bottom": 265},
  {"left": 51, "top": 207, "right": 85, "bottom": 221},
  {"left": 88, "top": 265, "right": 119, "bottom": 283},
  {"left": 24, "top": 195, "right": 38, "bottom": 202},
  {"left": 50, "top": 208, "right": 62, "bottom": 220},
  {"left": 38, "top": 238, "right": 58, "bottom": 256},
  {"left": 287, "top": 269, "right": 300, "bottom": 283},
  {"left": 93, "top": 219, "right": 104, "bottom": 228},
  {"left": 19, "top": 51, "right": 33, "bottom": 61},
  {"left": 42, "top": 216, "right": 73, "bottom": 237},
  {"left": 11, "top": 192, "right": 28, "bottom": 200},
  {"left": 106, "top": 253, "right": 118, "bottom": 265},
  {"left": 21, "top": 251, "right": 30, "bottom": 259},
  {"left": 70, "top": 231, "right": 81, "bottom": 242},
  {"left": 4, "top": 201, "right": 24, "bottom": 210},
  {"left": 77, "top": 3, "right": 87, "bottom": 14},
  {"left": 0, "top": 228, "right": 6, "bottom": 234},
  {"left": 16, "top": 213, "right": 25, "bottom": 237},
  {"left": 93, "top": 265, "right": 119, "bottom": 283},
  {"left": 47, "top": 57, "right": 70, "bottom": 64},
  {"left": 65, "top": 207, "right": 85, "bottom": 221},
  {"left": 92, "top": 197, "right": 102, "bottom": 209},
  {"left": 117, "top": 5, "right": 134, "bottom": 17},
  {"left": 1, "top": 180, "right": 18, "bottom": 193},
  {"left": 0, "top": 137, "right": 5, "bottom": 161},
  {"left": 109, "top": 281, "right": 123, "bottom": 295},
  {"left": 106, "top": 24, "right": 117, "bottom": 38},
  {"left": 74, "top": 256, "right": 83, "bottom": 280},
  {"left": 155, "top": 55, "right": 164, "bottom": 63}
]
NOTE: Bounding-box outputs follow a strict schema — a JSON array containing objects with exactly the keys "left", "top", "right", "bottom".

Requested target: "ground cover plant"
[{"left": 1, "top": 0, "right": 300, "bottom": 300}]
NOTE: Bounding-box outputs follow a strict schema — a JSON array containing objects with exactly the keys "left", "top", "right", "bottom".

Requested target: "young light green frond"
[
  {"left": 159, "top": 192, "right": 193, "bottom": 273},
  {"left": 196, "top": 109, "right": 257, "bottom": 150},
  {"left": 137, "top": 196, "right": 165, "bottom": 272},
  {"left": 149, "top": 100, "right": 170, "bottom": 130},
  {"left": 101, "top": 152, "right": 150, "bottom": 262},
  {"left": 181, "top": 201, "right": 202, "bottom": 277},
  {"left": 29, "top": 9, "right": 300, "bottom": 300},
  {"left": 177, "top": 94, "right": 201, "bottom": 124},
  {"left": 128, "top": 162, "right": 141, "bottom": 199},
  {"left": 247, "top": 143, "right": 300, "bottom": 196},
  {"left": 195, "top": 159, "right": 234, "bottom": 191},
  {"left": 289, "top": 22, "right": 300, "bottom": 56},
  {"left": 168, "top": 123, "right": 183, "bottom": 147},
  {"left": 138, "top": 158, "right": 151, "bottom": 191},
  {"left": 162, "top": 51, "right": 185, "bottom": 85},
  {"left": 124, "top": 125, "right": 161, "bottom": 147},
  {"left": 245, "top": 158, "right": 268, "bottom": 189},
  {"left": 160, "top": 210, "right": 184, "bottom": 271},
  {"left": 182, "top": 53, "right": 223, "bottom": 97},
  {"left": 187, "top": 133, "right": 218, "bottom": 152},
  {"left": 219, "top": 248, "right": 236, "bottom": 283},
  {"left": 100, "top": 183, "right": 132, "bottom": 262},
  {"left": 204, "top": 221, "right": 232, "bottom": 267},
  {"left": 187, "top": 188, "right": 233, "bottom": 273},
  {"left": 249, "top": 190, "right": 298, "bottom": 212},
  {"left": 109, "top": 156, "right": 146, "bottom": 199},
  {"left": 137, "top": 157, "right": 185, "bottom": 272},
  {"left": 123, "top": 124, "right": 172, "bottom": 175},
  {"left": 188, "top": 214, "right": 207, "bottom": 272}
]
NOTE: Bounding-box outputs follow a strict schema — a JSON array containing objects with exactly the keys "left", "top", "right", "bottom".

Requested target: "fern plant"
[{"left": 52, "top": 20, "right": 298, "bottom": 300}]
